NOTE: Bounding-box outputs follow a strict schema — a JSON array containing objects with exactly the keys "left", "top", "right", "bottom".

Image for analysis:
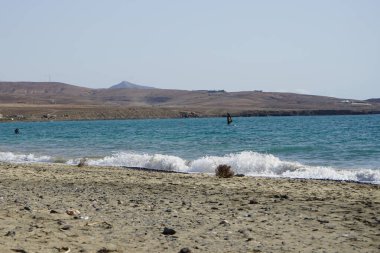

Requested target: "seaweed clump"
[{"left": 215, "top": 164, "right": 234, "bottom": 178}]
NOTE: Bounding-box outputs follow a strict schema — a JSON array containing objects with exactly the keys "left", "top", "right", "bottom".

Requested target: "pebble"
[
  {"left": 178, "top": 247, "right": 192, "bottom": 253},
  {"left": 61, "top": 225, "right": 72, "bottom": 230},
  {"left": 249, "top": 199, "right": 258, "bottom": 204},
  {"left": 66, "top": 209, "right": 80, "bottom": 216},
  {"left": 162, "top": 227, "right": 176, "bottom": 235}
]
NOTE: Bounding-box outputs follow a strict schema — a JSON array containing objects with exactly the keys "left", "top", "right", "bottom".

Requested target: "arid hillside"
[{"left": 0, "top": 81, "right": 379, "bottom": 121}]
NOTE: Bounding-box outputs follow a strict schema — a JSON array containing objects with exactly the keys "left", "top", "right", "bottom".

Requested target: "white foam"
[
  {"left": 0, "top": 151, "right": 52, "bottom": 163},
  {"left": 189, "top": 151, "right": 380, "bottom": 183},
  {"left": 67, "top": 152, "right": 189, "bottom": 172},
  {"left": 1, "top": 150, "right": 379, "bottom": 184},
  {"left": 189, "top": 151, "right": 302, "bottom": 175}
]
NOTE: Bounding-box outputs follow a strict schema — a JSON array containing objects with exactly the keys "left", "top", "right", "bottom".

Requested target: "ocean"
[{"left": 1, "top": 115, "right": 379, "bottom": 184}]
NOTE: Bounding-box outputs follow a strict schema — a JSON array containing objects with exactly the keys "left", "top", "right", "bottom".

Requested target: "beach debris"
[
  {"left": 178, "top": 248, "right": 192, "bottom": 253},
  {"left": 219, "top": 220, "right": 230, "bottom": 226},
  {"left": 235, "top": 173, "right": 245, "bottom": 177},
  {"left": 62, "top": 247, "right": 71, "bottom": 253},
  {"left": 77, "top": 158, "right": 87, "bottom": 167},
  {"left": 50, "top": 209, "right": 59, "bottom": 214},
  {"left": 75, "top": 215, "right": 89, "bottom": 220},
  {"left": 66, "top": 209, "right": 81, "bottom": 216},
  {"left": 215, "top": 164, "right": 234, "bottom": 178},
  {"left": 54, "top": 247, "right": 71, "bottom": 253},
  {"left": 23, "top": 206, "right": 31, "bottom": 211},
  {"left": 162, "top": 227, "right": 176, "bottom": 235}
]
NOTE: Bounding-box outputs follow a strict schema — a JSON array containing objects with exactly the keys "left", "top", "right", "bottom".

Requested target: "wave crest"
[
  {"left": 1, "top": 150, "right": 379, "bottom": 184},
  {"left": 0, "top": 151, "right": 52, "bottom": 163}
]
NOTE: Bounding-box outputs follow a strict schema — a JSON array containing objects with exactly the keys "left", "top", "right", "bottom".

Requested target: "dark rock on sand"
[
  {"left": 5, "top": 231, "right": 16, "bottom": 237},
  {"left": 249, "top": 199, "right": 258, "bottom": 204},
  {"left": 179, "top": 248, "right": 192, "bottom": 253},
  {"left": 163, "top": 227, "right": 176, "bottom": 235},
  {"left": 61, "top": 225, "right": 72, "bottom": 231}
]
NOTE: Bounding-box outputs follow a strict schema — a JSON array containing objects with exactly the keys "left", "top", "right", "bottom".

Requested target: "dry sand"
[{"left": 0, "top": 163, "right": 379, "bottom": 253}]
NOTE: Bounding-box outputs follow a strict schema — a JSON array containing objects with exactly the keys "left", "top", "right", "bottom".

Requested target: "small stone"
[
  {"left": 317, "top": 219, "right": 329, "bottom": 224},
  {"left": 50, "top": 209, "right": 59, "bottom": 214},
  {"left": 178, "top": 247, "right": 192, "bottom": 253},
  {"left": 61, "top": 225, "right": 72, "bottom": 230},
  {"left": 249, "top": 199, "right": 258, "bottom": 204},
  {"left": 162, "top": 227, "right": 176, "bottom": 235},
  {"left": 24, "top": 206, "right": 31, "bottom": 211},
  {"left": 97, "top": 248, "right": 115, "bottom": 253},
  {"left": 66, "top": 209, "right": 80, "bottom": 216}
]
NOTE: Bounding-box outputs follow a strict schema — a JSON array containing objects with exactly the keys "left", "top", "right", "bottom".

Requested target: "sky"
[{"left": 0, "top": 0, "right": 379, "bottom": 99}]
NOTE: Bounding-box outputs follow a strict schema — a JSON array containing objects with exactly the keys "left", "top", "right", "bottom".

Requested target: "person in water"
[
  {"left": 227, "top": 113, "right": 233, "bottom": 125},
  {"left": 14, "top": 128, "right": 20, "bottom": 134}
]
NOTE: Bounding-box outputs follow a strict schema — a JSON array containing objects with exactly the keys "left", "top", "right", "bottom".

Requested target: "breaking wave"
[
  {"left": 0, "top": 151, "right": 52, "bottom": 163},
  {"left": 1, "top": 151, "right": 379, "bottom": 184}
]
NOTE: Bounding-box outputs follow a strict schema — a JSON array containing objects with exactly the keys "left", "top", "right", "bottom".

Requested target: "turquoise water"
[{"left": 1, "top": 115, "right": 379, "bottom": 183}]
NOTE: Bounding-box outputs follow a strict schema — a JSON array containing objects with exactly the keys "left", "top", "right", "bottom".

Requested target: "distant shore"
[
  {"left": 1, "top": 103, "right": 380, "bottom": 123},
  {"left": 0, "top": 162, "right": 379, "bottom": 252}
]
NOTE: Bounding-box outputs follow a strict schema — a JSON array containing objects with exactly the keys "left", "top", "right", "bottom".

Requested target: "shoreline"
[
  {"left": 1, "top": 160, "right": 379, "bottom": 185},
  {"left": 1, "top": 103, "right": 380, "bottom": 123},
  {"left": 0, "top": 162, "right": 379, "bottom": 252}
]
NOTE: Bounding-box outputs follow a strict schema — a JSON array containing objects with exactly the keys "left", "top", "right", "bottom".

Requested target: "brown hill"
[
  {"left": 0, "top": 82, "right": 93, "bottom": 104},
  {"left": 0, "top": 81, "right": 379, "bottom": 121}
]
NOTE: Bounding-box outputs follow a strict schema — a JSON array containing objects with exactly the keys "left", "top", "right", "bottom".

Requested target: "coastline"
[
  {"left": 1, "top": 103, "right": 380, "bottom": 123},
  {"left": 1, "top": 163, "right": 379, "bottom": 252}
]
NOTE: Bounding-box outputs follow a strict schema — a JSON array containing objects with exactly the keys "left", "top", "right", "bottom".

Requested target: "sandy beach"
[{"left": 0, "top": 163, "right": 379, "bottom": 253}]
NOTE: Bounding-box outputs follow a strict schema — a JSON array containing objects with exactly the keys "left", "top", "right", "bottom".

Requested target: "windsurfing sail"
[{"left": 227, "top": 113, "right": 233, "bottom": 125}]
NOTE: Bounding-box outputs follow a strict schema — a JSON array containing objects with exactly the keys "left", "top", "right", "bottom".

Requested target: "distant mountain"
[
  {"left": 0, "top": 81, "right": 93, "bottom": 104},
  {"left": 109, "top": 81, "right": 155, "bottom": 90},
  {"left": 1, "top": 81, "right": 380, "bottom": 117}
]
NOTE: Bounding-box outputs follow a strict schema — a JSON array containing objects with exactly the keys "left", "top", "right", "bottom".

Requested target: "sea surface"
[{"left": 1, "top": 115, "right": 379, "bottom": 183}]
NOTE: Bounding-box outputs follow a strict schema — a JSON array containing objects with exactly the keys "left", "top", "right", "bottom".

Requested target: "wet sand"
[{"left": 0, "top": 163, "right": 379, "bottom": 252}]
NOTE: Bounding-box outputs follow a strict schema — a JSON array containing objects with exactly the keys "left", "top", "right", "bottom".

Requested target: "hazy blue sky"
[{"left": 0, "top": 0, "right": 379, "bottom": 99}]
